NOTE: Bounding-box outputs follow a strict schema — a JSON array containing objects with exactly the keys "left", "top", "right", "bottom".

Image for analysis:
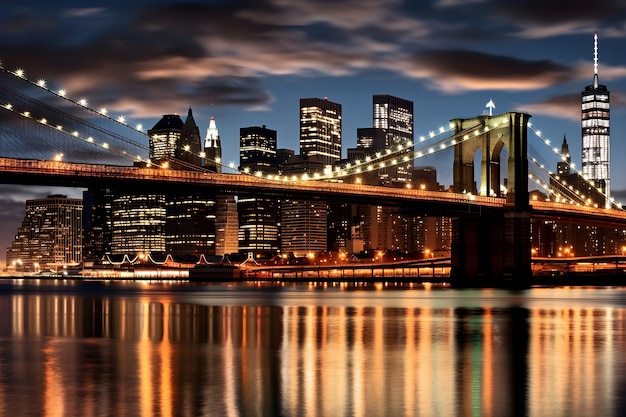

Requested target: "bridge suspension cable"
[
  {"left": 0, "top": 64, "right": 238, "bottom": 173},
  {"left": 527, "top": 123, "right": 621, "bottom": 209}
]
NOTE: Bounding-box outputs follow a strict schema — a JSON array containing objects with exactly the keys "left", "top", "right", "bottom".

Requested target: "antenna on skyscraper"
[{"left": 593, "top": 32, "right": 599, "bottom": 88}]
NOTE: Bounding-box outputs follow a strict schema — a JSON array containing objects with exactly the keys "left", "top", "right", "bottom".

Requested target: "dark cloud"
[
  {"left": 517, "top": 94, "right": 581, "bottom": 121},
  {"left": 395, "top": 50, "right": 572, "bottom": 92},
  {"left": 496, "top": 0, "right": 625, "bottom": 25}
]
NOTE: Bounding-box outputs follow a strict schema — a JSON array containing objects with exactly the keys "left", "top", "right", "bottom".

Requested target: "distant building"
[
  {"left": 148, "top": 114, "right": 183, "bottom": 166},
  {"left": 280, "top": 153, "right": 327, "bottom": 257},
  {"left": 86, "top": 111, "right": 230, "bottom": 260},
  {"left": 111, "top": 192, "right": 166, "bottom": 255},
  {"left": 550, "top": 136, "right": 606, "bottom": 207},
  {"left": 240, "top": 126, "right": 277, "bottom": 170},
  {"left": 581, "top": 33, "right": 610, "bottom": 207},
  {"left": 238, "top": 126, "right": 280, "bottom": 257},
  {"left": 6, "top": 194, "right": 82, "bottom": 272},
  {"left": 300, "top": 97, "right": 342, "bottom": 168},
  {"left": 373, "top": 95, "right": 414, "bottom": 186}
]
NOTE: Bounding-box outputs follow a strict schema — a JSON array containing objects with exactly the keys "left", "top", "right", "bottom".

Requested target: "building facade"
[
  {"left": 238, "top": 126, "right": 280, "bottom": 257},
  {"left": 299, "top": 97, "right": 342, "bottom": 169},
  {"left": 6, "top": 194, "right": 83, "bottom": 272},
  {"left": 373, "top": 95, "right": 414, "bottom": 186}
]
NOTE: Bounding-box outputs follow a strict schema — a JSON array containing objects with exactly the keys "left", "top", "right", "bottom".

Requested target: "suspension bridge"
[{"left": 1, "top": 64, "right": 625, "bottom": 282}]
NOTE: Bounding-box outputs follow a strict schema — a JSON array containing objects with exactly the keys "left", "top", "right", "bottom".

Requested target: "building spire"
[
  {"left": 593, "top": 32, "right": 599, "bottom": 89},
  {"left": 204, "top": 116, "right": 222, "bottom": 173}
]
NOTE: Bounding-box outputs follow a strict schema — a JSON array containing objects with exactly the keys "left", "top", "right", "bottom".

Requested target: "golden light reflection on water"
[{"left": 0, "top": 285, "right": 624, "bottom": 416}]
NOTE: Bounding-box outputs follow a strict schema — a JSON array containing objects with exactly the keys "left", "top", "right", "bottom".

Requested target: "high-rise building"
[
  {"left": 581, "top": 32, "right": 610, "bottom": 207},
  {"left": 148, "top": 109, "right": 203, "bottom": 170},
  {"left": 111, "top": 193, "right": 166, "bottom": 255},
  {"left": 280, "top": 154, "right": 327, "bottom": 257},
  {"left": 373, "top": 95, "right": 414, "bottom": 186},
  {"left": 148, "top": 114, "right": 184, "bottom": 166},
  {"left": 300, "top": 98, "right": 342, "bottom": 168},
  {"left": 6, "top": 194, "right": 82, "bottom": 272},
  {"left": 238, "top": 126, "right": 280, "bottom": 257},
  {"left": 240, "top": 126, "right": 277, "bottom": 170}
]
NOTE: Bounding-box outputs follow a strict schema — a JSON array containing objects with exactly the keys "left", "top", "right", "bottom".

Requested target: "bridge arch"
[{"left": 452, "top": 112, "right": 530, "bottom": 208}]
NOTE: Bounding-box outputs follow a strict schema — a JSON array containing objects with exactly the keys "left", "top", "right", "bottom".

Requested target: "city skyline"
[{"left": 1, "top": 0, "right": 626, "bottom": 262}]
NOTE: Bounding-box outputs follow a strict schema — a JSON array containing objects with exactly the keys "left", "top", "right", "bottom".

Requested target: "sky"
[{"left": 1, "top": 0, "right": 626, "bottom": 263}]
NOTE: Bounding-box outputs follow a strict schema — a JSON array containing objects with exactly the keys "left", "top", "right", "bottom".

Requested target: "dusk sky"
[{"left": 1, "top": 0, "right": 626, "bottom": 262}]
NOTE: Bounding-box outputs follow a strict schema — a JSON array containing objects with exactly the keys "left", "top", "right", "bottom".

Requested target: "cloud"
[
  {"left": 392, "top": 49, "right": 572, "bottom": 92},
  {"left": 516, "top": 94, "right": 581, "bottom": 121}
]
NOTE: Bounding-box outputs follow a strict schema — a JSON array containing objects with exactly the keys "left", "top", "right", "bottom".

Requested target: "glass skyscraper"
[
  {"left": 581, "top": 33, "right": 610, "bottom": 207},
  {"left": 373, "top": 94, "right": 414, "bottom": 186},
  {"left": 300, "top": 97, "right": 342, "bottom": 169},
  {"left": 238, "top": 126, "right": 280, "bottom": 257}
]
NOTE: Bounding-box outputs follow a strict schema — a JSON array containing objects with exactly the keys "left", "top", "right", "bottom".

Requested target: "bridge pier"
[{"left": 450, "top": 209, "right": 531, "bottom": 285}]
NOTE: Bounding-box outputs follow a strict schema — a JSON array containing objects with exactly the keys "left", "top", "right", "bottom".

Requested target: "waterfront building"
[
  {"left": 238, "top": 126, "right": 280, "bottom": 257},
  {"left": 110, "top": 193, "right": 166, "bottom": 255},
  {"left": 6, "top": 194, "right": 82, "bottom": 272},
  {"left": 280, "top": 153, "right": 327, "bottom": 257},
  {"left": 165, "top": 193, "right": 216, "bottom": 257},
  {"left": 299, "top": 97, "right": 342, "bottom": 169},
  {"left": 85, "top": 111, "right": 226, "bottom": 261},
  {"left": 581, "top": 33, "right": 610, "bottom": 207}
]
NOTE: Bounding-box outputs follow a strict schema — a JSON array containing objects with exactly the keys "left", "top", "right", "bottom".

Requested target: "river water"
[{"left": 0, "top": 279, "right": 625, "bottom": 417}]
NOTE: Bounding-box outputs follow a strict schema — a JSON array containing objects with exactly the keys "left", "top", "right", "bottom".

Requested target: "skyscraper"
[
  {"left": 238, "top": 126, "right": 280, "bottom": 256},
  {"left": 581, "top": 32, "right": 610, "bottom": 207},
  {"left": 6, "top": 194, "right": 82, "bottom": 272},
  {"left": 373, "top": 94, "right": 414, "bottom": 186},
  {"left": 148, "top": 114, "right": 184, "bottom": 166},
  {"left": 300, "top": 98, "right": 342, "bottom": 168}
]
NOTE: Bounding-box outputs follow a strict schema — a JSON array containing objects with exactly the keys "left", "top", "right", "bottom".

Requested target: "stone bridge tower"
[{"left": 450, "top": 112, "right": 532, "bottom": 283}]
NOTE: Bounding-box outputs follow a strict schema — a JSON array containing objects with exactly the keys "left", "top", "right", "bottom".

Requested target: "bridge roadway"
[{"left": 1, "top": 157, "right": 626, "bottom": 224}]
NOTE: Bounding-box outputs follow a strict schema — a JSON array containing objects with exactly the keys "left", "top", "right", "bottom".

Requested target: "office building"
[
  {"left": 300, "top": 97, "right": 342, "bottom": 169},
  {"left": 581, "top": 33, "right": 610, "bottom": 207},
  {"left": 6, "top": 194, "right": 82, "bottom": 272},
  {"left": 240, "top": 126, "right": 277, "bottom": 170},
  {"left": 373, "top": 95, "right": 414, "bottom": 186},
  {"left": 239, "top": 126, "right": 280, "bottom": 256},
  {"left": 280, "top": 153, "right": 327, "bottom": 257}
]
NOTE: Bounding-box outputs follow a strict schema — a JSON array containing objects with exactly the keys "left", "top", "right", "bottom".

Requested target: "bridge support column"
[{"left": 451, "top": 208, "right": 531, "bottom": 285}]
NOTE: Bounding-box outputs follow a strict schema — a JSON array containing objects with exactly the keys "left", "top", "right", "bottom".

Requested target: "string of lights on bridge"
[
  {"left": 0, "top": 61, "right": 471, "bottom": 180},
  {"left": 1, "top": 61, "right": 622, "bottom": 209},
  {"left": 527, "top": 123, "right": 620, "bottom": 209}
]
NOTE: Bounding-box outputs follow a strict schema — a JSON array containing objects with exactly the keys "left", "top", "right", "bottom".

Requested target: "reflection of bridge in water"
[{"left": 2, "top": 66, "right": 626, "bottom": 283}]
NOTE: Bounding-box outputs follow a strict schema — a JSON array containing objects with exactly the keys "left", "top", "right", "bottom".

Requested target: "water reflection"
[{"left": 0, "top": 282, "right": 624, "bottom": 416}]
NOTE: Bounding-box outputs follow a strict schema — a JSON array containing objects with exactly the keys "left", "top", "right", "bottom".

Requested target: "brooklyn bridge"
[{"left": 1, "top": 65, "right": 625, "bottom": 283}]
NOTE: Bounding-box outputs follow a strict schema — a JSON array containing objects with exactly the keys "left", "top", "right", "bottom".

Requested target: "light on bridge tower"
[{"left": 581, "top": 32, "right": 610, "bottom": 208}]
